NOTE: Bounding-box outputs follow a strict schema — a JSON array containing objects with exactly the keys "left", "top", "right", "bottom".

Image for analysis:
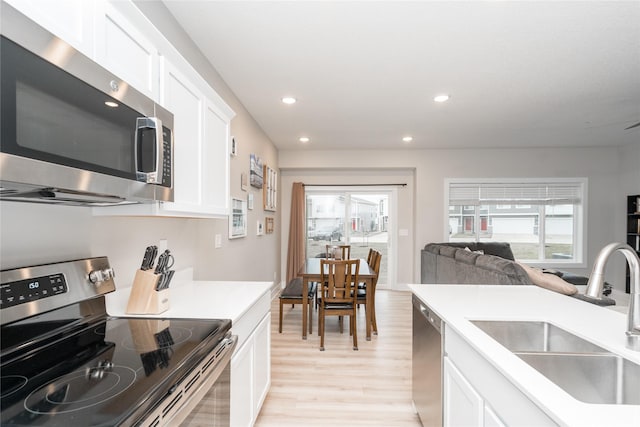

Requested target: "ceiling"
[{"left": 163, "top": 1, "right": 640, "bottom": 151}]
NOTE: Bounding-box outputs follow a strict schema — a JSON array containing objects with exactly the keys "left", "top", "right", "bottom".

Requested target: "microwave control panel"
[
  {"left": 0, "top": 273, "right": 68, "bottom": 309},
  {"left": 162, "top": 127, "right": 172, "bottom": 188}
]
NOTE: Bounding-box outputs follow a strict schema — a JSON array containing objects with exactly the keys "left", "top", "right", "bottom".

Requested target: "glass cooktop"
[{"left": 0, "top": 309, "right": 230, "bottom": 426}]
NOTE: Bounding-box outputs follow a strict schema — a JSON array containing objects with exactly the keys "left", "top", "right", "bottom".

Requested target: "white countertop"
[
  {"left": 409, "top": 284, "right": 640, "bottom": 426},
  {"left": 106, "top": 280, "right": 272, "bottom": 324}
]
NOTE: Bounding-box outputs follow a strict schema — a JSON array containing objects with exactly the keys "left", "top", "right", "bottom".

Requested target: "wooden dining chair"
[
  {"left": 317, "top": 259, "right": 360, "bottom": 351},
  {"left": 279, "top": 277, "right": 316, "bottom": 334},
  {"left": 357, "top": 250, "right": 381, "bottom": 335},
  {"left": 325, "top": 244, "right": 351, "bottom": 260},
  {"left": 366, "top": 248, "right": 375, "bottom": 265}
]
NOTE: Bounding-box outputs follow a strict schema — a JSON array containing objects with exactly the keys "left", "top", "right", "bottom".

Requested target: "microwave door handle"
[{"left": 135, "top": 117, "right": 163, "bottom": 184}]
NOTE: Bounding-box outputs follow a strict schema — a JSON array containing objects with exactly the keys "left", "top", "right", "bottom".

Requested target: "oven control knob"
[
  {"left": 99, "top": 360, "right": 114, "bottom": 370},
  {"left": 88, "top": 268, "right": 115, "bottom": 284}
]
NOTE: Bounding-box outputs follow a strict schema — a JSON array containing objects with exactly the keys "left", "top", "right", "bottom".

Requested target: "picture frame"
[
  {"left": 229, "top": 197, "right": 247, "bottom": 239},
  {"left": 241, "top": 173, "right": 248, "bottom": 191},
  {"left": 230, "top": 136, "right": 238, "bottom": 157},
  {"left": 257, "top": 220, "right": 264, "bottom": 236},
  {"left": 250, "top": 154, "right": 263, "bottom": 189},
  {"left": 265, "top": 217, "right": 274, "bottom": 234},
  {"left": 248, "top": 193, "right": 254, "bottom": 210},
  {"left": 263, "top": 164, "right": 277, "bottom": 211}
]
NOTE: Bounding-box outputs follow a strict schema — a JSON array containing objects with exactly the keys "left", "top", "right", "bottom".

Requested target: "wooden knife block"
[{"left": 126, "top": 269, "right": 169, "bottom": 315}]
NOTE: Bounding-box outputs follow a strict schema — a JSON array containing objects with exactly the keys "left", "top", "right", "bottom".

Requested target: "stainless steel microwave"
[{"left": 0, "top": 5, "right": 173, "bottom": 206}]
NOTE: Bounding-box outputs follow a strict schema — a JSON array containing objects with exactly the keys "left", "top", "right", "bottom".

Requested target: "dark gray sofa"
[{"left": 421, "top": 242, "right": 533, "bottom": 285}]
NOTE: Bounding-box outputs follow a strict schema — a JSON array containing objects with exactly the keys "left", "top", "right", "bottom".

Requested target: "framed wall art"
[
  {"left": 230, "top": 136, "right": 238, "bottom": 157},
  {"left": 229, "top": 197, "right": 247, "bottom": 239},
  {"left": 263, "top": 164, "right": 277, "bottom": 211},
  {"left": 265, "top": 217, "right": 274, "bottom": 234},
  {"left": 241, "top": 172, "right": 248, "bottom": 191},
  {"left": 249, "top": 154, "right": 263, "bottom": 189}
]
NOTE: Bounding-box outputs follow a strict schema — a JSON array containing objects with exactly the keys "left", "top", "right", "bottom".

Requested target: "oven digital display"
[{"left": 0, "top": 273, "right": 67, "bottom": 309}]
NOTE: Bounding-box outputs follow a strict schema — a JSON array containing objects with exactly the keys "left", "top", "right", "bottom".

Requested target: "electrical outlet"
[
  {"left": 159, "top": 239, "right": 168, "bottom": 253},
  {"left": 214, "top": 234, "right": 222, "bottom": 249}
]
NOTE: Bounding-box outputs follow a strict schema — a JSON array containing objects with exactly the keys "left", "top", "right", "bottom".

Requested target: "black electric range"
[{"left": 0, "top": 257, "right": 234, "bottom": 426}]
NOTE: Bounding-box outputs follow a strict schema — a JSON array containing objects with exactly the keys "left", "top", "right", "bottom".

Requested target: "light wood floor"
[{"left": 255, "top": 290, "right": 422, "bottom": 427}]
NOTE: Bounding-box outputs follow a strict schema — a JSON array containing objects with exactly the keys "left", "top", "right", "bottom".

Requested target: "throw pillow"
[
  {"left": 464, "top": 246, "right": 484, "bottom": 254},
  {"left": 516, "top": 262, "right": 578, "bottom": 295}
]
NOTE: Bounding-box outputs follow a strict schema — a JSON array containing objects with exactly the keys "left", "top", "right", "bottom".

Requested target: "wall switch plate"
[{"left": 214, "top": 234, "right": 222, "bottom": 248}]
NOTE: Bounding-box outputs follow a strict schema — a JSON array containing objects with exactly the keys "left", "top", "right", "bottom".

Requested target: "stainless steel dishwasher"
[{"left": 412, "top": 294, "right": 443, "bottom": 426}]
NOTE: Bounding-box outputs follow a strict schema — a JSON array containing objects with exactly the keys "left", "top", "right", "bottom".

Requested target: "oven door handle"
[{"left": 135, "top": 117, "right": 163, "bottom": 184}]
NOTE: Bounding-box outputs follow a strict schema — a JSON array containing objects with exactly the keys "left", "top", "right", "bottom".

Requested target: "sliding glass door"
[{"left": 306, "top": 189, "right": 392, "bottom": 287}]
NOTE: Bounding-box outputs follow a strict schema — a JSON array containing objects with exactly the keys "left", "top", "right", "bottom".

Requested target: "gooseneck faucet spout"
[{"left": 585, "top": 242, "right": 640, "bottom": 351}]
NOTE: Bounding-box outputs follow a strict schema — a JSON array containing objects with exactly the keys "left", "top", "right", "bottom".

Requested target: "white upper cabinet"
[
  {"left": 93, "top": 1, "right": 159, "bottom": 100},
  {"left": 89, "top": 0, "right": 234, "bottom": 218},
  {"left": 4, "top": 0, "right": 96, "bottom": 58},
  {"left": 160, "top": 56, "right": 206, "bottom": 213},
  {"left": 202, "top": 98, "right": 231, "bottom": 216}
]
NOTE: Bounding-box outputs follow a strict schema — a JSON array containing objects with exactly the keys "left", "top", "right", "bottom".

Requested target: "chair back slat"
[{"left": 320, "top": 259, "right": 359, "bottom": 303}]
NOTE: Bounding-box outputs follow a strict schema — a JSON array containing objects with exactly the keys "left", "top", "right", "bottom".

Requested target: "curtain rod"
[{"left": 303, "top": 183, "right": 407, "bottom": 187}]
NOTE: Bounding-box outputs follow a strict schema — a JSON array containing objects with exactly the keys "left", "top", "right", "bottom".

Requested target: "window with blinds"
[{"left": 446, "top": 179, "right": 586, "bottom": 264}]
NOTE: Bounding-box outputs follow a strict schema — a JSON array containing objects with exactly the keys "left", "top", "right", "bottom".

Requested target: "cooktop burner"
[{"left": 23, "top": 364, "right": 137, "bottom": 415}]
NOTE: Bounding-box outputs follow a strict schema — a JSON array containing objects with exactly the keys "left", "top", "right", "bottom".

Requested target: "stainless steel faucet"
[{"left": 585, "top": 242, "right": 640, "bottom": 351}]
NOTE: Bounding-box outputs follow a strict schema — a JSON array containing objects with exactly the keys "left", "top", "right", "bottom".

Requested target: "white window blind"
[{"left": 449, "top": 181, "right": 583, "bottom": 206}]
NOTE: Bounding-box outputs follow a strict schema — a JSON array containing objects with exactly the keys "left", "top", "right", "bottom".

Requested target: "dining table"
[{"left": 297, "top": 257, "right": 377, "bottom": 341}]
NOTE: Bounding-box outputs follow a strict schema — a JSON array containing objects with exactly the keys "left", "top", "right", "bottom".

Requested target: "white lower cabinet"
[
  {"left": 231, "top": 313, "right": 271, "bottom": 427},
  {"left": 444, "top": 356, "right": 483, "bottom": 426},
  {"left": 444, "top": 325, "right": 556, "bottom": 426},
  {"left": 444, "top": 356, "right": 507, "bottom": 427},
  {"left": 484, "top": 404, "right": 507, "bottom": 427}
]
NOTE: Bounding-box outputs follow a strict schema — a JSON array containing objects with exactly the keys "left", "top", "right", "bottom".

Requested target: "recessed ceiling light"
[
  {"left": 434, "top": 94, "right": 450, "bottom": 103},
  {"left": 402, "top": 136, "right": 413, "bottom": 143},
  {"left": 282, "top": 97, "right": 297, "bottom": 104},
  {"left": 299, "top": 137, "right": 310, "bottom": 143},
  {"left": 104, "top": 101, "right": 119, "bottom": 108}
]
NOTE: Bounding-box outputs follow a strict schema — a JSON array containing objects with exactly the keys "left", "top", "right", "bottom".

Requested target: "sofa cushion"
[
  {"left": 475, "top": 255, "right": 531, "bottom": 285},
  {"left": 517, "top": 262, "right": 578, "bottom": 295},
  {"left": 476, "top": 242, "right": 516, "bottom": 261},
  {"left": 424, "top": 243, "right": 441, "bottom": 255},
  {"left": 439, "top": 245, "right": 458, "bottom": 258},
  {"left": 427, "top": 241, "right": 515, "bottom": 260},
  {"left": 455, "top": 249, "right": 480, "bottom": 265}
]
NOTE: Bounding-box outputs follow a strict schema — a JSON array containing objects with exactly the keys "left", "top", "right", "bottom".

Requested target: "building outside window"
[{"left": 446, "top": 178, "right": 587, "bottom": 265}]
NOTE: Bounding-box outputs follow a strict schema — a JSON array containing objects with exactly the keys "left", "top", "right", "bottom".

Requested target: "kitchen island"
[
  {"left": 409, "top": 284, "right": 640, "bottom": 426},
  {"left": 107, "top": 279, "right": 273, "bottom": 427}
]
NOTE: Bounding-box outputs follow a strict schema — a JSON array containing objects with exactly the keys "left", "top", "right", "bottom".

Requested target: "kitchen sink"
[
  {"left": 517, "top": 352, "right": 640, "bottom": 405},
  {"left": 471, "top": 320, "right": 640, "bottom": 405},
  {"left": 470, "top": 320, "right": 608, "bottom": 354}
]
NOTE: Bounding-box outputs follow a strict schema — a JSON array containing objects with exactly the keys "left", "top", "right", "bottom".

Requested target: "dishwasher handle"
[{"left": 413, "top": 296, "right": 442, "bottom": 334}]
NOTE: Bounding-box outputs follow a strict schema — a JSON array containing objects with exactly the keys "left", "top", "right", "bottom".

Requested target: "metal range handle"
[{"left": 135, "top": 117, "right": 163, "bottom": 184}]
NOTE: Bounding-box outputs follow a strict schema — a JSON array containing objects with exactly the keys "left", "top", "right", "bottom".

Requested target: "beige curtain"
[{"left": 286, "top": 182, "right": 306, "bottom": 283}]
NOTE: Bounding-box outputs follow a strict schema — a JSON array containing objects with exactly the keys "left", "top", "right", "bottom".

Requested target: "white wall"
[{"left": 279, "top": 146, "right": 631, "bottom": 291}]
